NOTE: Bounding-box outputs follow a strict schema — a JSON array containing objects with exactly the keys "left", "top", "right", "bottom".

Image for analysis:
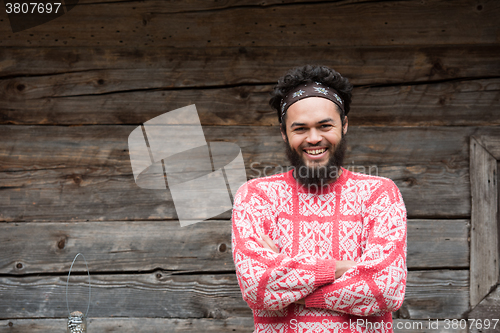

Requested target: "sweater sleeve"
[
  {"left": 231, "top": 180, "right": 337, "bottom": 311},
  {"left": 304, "top": 180, "right": 407, "bottom": 316}
]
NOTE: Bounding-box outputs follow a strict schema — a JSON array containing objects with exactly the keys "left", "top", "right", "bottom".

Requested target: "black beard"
[{"left": 285, "top": 135, "right": 347, "bottom": 189}]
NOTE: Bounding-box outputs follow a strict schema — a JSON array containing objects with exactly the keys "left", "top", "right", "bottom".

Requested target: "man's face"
[{"left": 281, "top": 97, "right": 348, "bottom": 186}]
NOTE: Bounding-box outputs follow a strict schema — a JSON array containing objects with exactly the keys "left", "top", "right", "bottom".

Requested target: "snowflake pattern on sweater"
[{"left": 231, "top": 168, "right": 407, "bottom": 333}]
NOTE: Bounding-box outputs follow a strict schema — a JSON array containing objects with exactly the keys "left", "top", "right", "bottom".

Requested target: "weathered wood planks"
[
  {"left": 0, "top": 270, "right": 469, "bottom": 319},
  {"left": 0, "top": 221, "right": 234, "bottom": 275},
  {"left": 406, "top": 219, "right": 469, "bottom": 270},
  {"left": 2, "top": 77, "right": 499, "bottom": 126},
  {"left": 1, "top": 45, "right": 498, "bottom": 86},
  {"left": 470, "top": 137, "right": 499, "bottom": 307},
  {"left": 0, "top": 273, "right": 250, "bottom": 319},
  {"left": 2, "top": 126, "right": 499, "bottom": 221},
  {"left": 0, "top": 219, "right": 468, "bottom": 275},
  {"left": 400, "top": 270, "right": 469, "bottom": 320},
  {"left": 0, "top": 0, "right": 498, "bottom": 47},
  {"left": 474, "top": 135, "right": 500, "bottom": 160}
]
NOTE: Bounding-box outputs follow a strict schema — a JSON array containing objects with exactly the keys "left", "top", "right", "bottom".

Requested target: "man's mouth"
[{"left": 303, "top": 148, "right": 327, "bottom": 156}]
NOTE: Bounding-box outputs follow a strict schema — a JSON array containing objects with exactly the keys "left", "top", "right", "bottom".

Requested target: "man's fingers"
[
  {"left": 261, "top": 234, "right": 279, "bottom": 253},
  {"left": 259, "top": 234, "right": 280, "bottom": 253},
  {"left": 257, "top": 237, "right": 270, "bottom": 250}
]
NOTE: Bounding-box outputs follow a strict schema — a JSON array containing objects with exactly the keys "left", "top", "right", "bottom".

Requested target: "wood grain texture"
[
  {"left": 0, "top": 318, "right": 470, "bottom": 333},
  {"left": 2, "top": 77, "right": 499, "bottom": 127},
  {"left": 2, "top": 126, "right": 499, "bottom": 221},
  {"left": 474, "top": 135, "right": 500, "bottom": 160},
  {"left": 0, "top": 221, "right": 234, "bottom": 275},
  {"left": 399, "top": 270, "right": 469, "bottom": 320},
  {"left": 1, "top": 45, "right": 498, "bottom": 86},
  {"left": 0, "top": 219, "right": 468, "bottom": 275},
  {"left": 470, "top": 137, "right": 499, "bottom": 307},
  {"left": 406, "top": 219, "right": 469, "bottom": 270},
  {"left": 0, "top": 270, "right": 469, "bottom": 320},
  {"left": 0, "top": 273, "right": 250, "bottom": 319},
  {"left": 0, "top": 0, "right": 498, "bottom": 47}
]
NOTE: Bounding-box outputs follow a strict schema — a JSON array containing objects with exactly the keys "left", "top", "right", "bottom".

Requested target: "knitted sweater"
[{"left": 231, "top": 168, "right": 407, "bottom": 333}]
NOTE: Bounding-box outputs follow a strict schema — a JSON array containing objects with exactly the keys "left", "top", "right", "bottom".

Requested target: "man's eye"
[
  {"left": 321, "top": 124, "right": 332, "bottom": 129},
  {"left": 294, "top": 127, "right": 306, "bottom": 131}
]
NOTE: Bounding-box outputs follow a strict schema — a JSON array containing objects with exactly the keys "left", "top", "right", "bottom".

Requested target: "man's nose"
[{"left": 306, "top": 128, "right": 322, "bottom": 145}]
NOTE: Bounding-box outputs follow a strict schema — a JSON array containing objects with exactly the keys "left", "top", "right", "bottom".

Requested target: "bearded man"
[{"left": 231, "top": 65, "right": 407, "bottom": 333}]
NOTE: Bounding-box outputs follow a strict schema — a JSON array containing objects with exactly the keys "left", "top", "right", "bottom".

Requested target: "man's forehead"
[{"left": 286, "top": 97, "right": 341, "bottom": 123}]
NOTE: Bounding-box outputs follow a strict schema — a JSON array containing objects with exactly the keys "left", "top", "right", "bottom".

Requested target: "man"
[{"left": 231, "top": 65, "right": 407, "bottom": 332}]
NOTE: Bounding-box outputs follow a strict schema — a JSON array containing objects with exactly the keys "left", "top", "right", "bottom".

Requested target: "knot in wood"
[
  {"left": 218, "top": 243, "right": 227, "bottom": 253},
  {"left": 402, "top": 177, "right": 417, "bottom": 187},
  {"left": 58, "top": 238, "right": 66, "bottom": 249}
]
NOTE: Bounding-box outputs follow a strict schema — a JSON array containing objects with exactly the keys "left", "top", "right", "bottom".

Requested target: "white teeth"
[{"left": 306, "top": 148, "right": 326, "bottom": 155}]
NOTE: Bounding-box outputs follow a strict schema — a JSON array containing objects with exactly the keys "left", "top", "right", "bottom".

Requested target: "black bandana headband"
[{"left": 279, "top": 81, "right": 345, "bottom": 122}]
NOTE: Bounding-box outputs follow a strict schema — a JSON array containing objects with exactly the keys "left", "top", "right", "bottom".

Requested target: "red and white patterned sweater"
[{"left": 231, "top": 168, "right": 407, "bottom": 333}]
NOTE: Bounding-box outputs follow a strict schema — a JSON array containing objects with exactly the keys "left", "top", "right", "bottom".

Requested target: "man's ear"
[
  {"left": 280, "top": 125, "right": 288, "bottom": 143},
  {"left": 343, "top": 116, "right": 348, "bottom": 135}
]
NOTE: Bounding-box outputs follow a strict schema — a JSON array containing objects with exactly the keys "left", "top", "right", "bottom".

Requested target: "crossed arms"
[
  {"left": 231, "top": 179, "right": 407, "bottom": 316},
  {"left": 257, "top": 233, "right": 356, "bottom": 305}
]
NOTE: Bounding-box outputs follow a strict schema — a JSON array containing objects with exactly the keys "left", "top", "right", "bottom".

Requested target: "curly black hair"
[{"left": 269, "top": 65, "right": 353, "bottom": 133}]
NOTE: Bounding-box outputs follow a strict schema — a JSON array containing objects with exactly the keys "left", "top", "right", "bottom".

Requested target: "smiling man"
[{"left": 231, "top": 65, "right": 407, "bottom": 332}]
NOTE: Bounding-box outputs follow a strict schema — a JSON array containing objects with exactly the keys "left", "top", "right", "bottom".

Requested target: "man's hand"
[
  {"left": 257, "top": 234, "right": 356, "bottom": 306},
  {"left": 257, "top": 234, "right": 280, "bottom": 253},
  {"left": 335, "top": 260, "right": 356, "bottom": 279}
]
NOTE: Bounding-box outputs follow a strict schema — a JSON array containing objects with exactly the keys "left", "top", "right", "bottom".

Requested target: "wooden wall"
[{"left": 1, "top": 0, "right": 499, "bottom": 332}]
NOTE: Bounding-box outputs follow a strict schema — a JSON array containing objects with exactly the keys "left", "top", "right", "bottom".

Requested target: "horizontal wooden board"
[
  {"left": 1, "top": 45, "right": 498, "bottom": 87},
  {"left": 0, "top": 219, "right": 468, "bottom": 275},
  {"left": 352, "top": 79, "right": 500, "bottom": 127},
  {"left": 0, "top": 221, "right": 234, "bottom": 275},
  {"left": 0, "top": 270, "right": 469, "bottom": 320},
  {"left": 399, "top": 270, "right": 469, "bottom": 320},
  {"left": 0, "top": 273, "right": 251, "bottom": 319},
  {"left": 0, "top": 318, "right": 469, "bottom": 333},
  {"left": 0, "top": 0, "right": 498, "bottom": 47},
  {"left": 406, "top": 219, "right": 469, "bottom": 270},
  {"left": 2, "top": 126, "right": 498, "bottom": 221},
  {"left": 2, "top": 77, "right": 499, "bottom": 127}
]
